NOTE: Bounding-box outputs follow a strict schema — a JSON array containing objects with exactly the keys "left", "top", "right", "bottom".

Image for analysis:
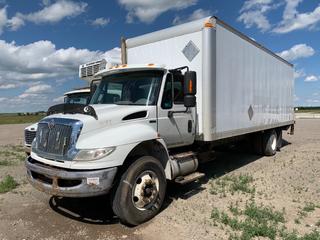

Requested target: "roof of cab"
[{"left": 94, "top": 64, "right": 166, "bottom": 77}]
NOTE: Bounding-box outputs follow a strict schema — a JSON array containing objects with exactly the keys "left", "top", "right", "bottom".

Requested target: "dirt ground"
[{"left": 0, "top": 119, "right": 319, "bottom": 240}]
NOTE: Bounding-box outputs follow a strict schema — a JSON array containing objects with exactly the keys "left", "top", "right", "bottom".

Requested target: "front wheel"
[{"left": 111, "top": 156, "right": 167, "bottom": 226}]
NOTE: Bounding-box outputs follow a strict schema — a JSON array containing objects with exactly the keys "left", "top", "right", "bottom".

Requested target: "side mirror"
[{"left": 184, "top": 71, "right": 197, "bottom": 108}]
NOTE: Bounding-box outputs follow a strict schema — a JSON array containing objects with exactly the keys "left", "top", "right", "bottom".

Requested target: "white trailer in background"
[{"left": 26, "top": 16, "right": 294, "bottom": 226}]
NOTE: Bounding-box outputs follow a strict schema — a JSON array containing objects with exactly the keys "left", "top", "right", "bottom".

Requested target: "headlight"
[{"left": 74, "top": 147, "right": 115, "bottom": 161}]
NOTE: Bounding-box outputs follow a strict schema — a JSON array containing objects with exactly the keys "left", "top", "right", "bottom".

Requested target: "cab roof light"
[{"left": 148, "top": 63, "right": 155, "bottom": 66}]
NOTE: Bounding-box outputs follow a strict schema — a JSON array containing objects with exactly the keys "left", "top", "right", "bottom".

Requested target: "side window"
[
  {"left": 161, "top": 74, "right": 173, "bottom": 109},
  {"left": 173, "top": 74, "right": 184, "bottom": 104}
]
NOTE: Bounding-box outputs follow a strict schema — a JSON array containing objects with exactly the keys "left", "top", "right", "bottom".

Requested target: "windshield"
[
  {"left": 90, "top": 70, "right": 163, "bottom": 106},
  {"left": 64, "top": 93, "right": 90, "bottom": 105}
]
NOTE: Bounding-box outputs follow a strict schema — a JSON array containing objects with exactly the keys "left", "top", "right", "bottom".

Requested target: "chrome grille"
[
  {"left": 25, "top": 130, "right": 36, "bottom": 145},
  {"left": 36, "top": 122, "right": 72, "bottom": 156}
]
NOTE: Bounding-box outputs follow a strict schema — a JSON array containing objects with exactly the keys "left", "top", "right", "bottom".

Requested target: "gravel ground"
[{"left": 0, "top": 119, "right": 319, "bottom": 240}]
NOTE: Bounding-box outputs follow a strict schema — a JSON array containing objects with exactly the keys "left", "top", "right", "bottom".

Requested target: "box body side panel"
[{"left": 211, "top": 23, "right": 294, "bottom": 140}]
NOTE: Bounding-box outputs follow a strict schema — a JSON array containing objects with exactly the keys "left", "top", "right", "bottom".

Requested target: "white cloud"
[
  {"left": 273, "top": 0, "right": 320, "bottom": 33},
  {"left": 91, "top": 17, "right": 110, "bottom": 27},
  {"left": 118, "top": 0, "right": 197, "bottom": 23},
  {"left": 294, "top": 68, "right": 306, "bottom": 79},
  {"left": 172, "top": 8, "right": 212, "bottom": 25},
  {"left": 6, "top": 0, "right": 87, "bottom": 31},
  {"left": 0, "top": 6, "right": 7, "bottom": 34},
  {"left": 306, "top": 99, "right": 320, "bottom": 104},
  {"left": 237, "top": 0, "right": 279, "bottom": 32},
  {"left": 277, "top": 44, "right": 315, "bottom": 61},
  {"left": 7, "top": 16, "right": 25, "bottom": 31},
  {"left": 0, "top": 40, "right": 120, "bottom": 84},
  {"left": 53, "top": 96, "right": 65, "bottom": 103},
  {"left": 0, "top": 83, "right": 16, "bottom": 89},
  {"left": 304, "top": 75, "right": 318, "bottom": 82},
  {"left": 0, "top": 39, "right": 120, "bottom": 112},
  {"left": 25, "top": 84, "right": 52, "bottom": 94}
]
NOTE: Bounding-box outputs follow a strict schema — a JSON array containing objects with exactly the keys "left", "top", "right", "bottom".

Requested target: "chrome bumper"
[{"left": 25, "top": 157, "right": 117, "bottom": 198}]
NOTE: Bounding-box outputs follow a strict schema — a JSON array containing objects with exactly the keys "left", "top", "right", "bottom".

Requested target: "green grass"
[
  {"left": 0, "top": 145, "right": 26, "bottom": 167},
  {"left": 0, "top": 114, "right": 44, "bottom": 125},
  {"left": 210, "top": 201, "right": 319, "bottom": 240},
  {"left": 0, "top": 175, "right": 18, "bottom": 193},
  {"left": 210, "top": 174, "right": 255, "bottom": 196},
  {"left": 244, "top": 202, "right": 285, "bottom": 224},
  {"left": 295, "top": 107, "right": 320, "bottom": 113},
  {"left": 302, "top": 203, "right": 316, "bottom": 212}
]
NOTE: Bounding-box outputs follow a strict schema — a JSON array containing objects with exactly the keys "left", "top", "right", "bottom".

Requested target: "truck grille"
[
  {"left": 25, "top": 130, "right": 36, "bottom": 145},
  {"left": 36, "top": 122, "right": 72, "bottom": 156}
]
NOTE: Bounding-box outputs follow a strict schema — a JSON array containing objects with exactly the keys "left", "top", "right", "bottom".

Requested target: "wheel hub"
[{"left": 132, "top": 171, "right": 159, "bottom": 210}]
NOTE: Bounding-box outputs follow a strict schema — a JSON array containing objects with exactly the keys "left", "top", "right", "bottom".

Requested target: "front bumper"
[{"left": 25, "top": 157, "right": 117, "bottom": 198}]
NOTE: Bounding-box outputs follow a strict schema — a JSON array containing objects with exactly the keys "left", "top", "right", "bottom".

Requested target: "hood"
[
  {"left": 42, "top": 104, "right": 154, "bottom": 134},
  {"left": 25, "top": 122, "right": 38, "bottom": 131}
]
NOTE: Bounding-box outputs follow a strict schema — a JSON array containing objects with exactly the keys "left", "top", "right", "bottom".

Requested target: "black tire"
[
  {"left": 111, "top": 156, "right": 166, "bottom": 226},
  {"left": 276, "top": 130, "right": 282, "bottom": 151},
  {"left": 252, "top": 133, "right": 263, "bottom": 155},
  {"left": 262, "top": 130, "right": 277, "bottom": 156}
]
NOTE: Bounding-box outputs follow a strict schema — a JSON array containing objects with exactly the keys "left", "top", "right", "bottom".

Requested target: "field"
[
  {"left": 0, "top": 113, "right": 45, "bottom": 125},
  {"left": 0, "top": 120, "right": 319, "bottom": 240},
  {"left": 295, "top": 107, "right": 320, "bottom": 113}
]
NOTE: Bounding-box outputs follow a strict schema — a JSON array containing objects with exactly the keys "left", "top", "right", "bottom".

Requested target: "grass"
[
  {"left": 0, "top": 145, "right": 26, "bottom": 167},
  {"left": 0, "top": 114, "right": 44, "bottom": 125},
  {"left": 210, "top": 174, "right": 255, "bottom": 197},
  {"left": 295, "top": 107, "right": 320, "bottom": 113},
  {"left": 210, "top": 175, "right": 319, "bottom": 240},
  {"left": 0, "top": 175, "right": 18, "bottom": 193},
  {"left": 302, "top": 202, "right": 316, "bottom": 212},
  {"left": 211, "top": 202, "right": 320, "bottom": 240},
  {"left": 211, "top": 202, "right": 283, "bottom": 240}
]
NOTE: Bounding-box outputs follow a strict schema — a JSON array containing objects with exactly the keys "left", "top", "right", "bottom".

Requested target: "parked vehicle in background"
[
  {"left": 25, "top": 16, "right": 294, "bottom": 225},
  {"left": 24, "top": 88, "right": 90, "bottom": 154},
  {"left": 24, "top": 58, "right": 117, "bottom": 154}
]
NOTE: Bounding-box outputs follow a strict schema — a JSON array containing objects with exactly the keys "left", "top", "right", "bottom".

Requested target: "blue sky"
[{"left": 0, "top": 0, "right": 319, "bottom": 112}]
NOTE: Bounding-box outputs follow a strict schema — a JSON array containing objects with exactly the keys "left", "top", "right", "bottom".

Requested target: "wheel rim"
[
  {"left": 271, "top": 134, "right": 277, "bottom": 151},
  {"left": 132, "top": 170, "right": 160, "bottom": 210}
]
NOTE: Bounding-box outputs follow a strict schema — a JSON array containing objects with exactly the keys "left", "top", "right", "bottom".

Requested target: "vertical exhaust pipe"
[{"left": 121, "top": 37, "right": 127, "bottom": 64}]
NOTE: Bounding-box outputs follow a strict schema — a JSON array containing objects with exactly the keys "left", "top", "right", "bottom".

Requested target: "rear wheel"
[
  {"left": 262, "top": 130, "right": 278, "bottom": 156},
  {"left": 252, "top": 130, "right": 278, "bottom": 156},
  {"left": 111, "top": 156, "right": 166, "bottom": 226},
  {"left": 276, "top": 130, "right": 283, "bottom": 151}
]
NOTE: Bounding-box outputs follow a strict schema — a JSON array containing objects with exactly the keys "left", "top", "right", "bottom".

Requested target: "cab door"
[{"left": 157, "top": 73, "right": 195, "bottom": 148}]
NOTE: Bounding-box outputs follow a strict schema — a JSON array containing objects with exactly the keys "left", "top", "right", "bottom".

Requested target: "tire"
[
  {"left": 252, "top": 133, "right": 263, "bottom": 155},
  {"left": 276, "top": 130, "right": 282, "bottom": 151},
  {"left": 111, "top": 156, "right": 167, "bottom": 226},
  {"left": 262, "top": 130, "right": 277, "bottom": 156}
]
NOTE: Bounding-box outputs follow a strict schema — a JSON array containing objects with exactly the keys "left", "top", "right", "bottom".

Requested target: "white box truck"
[{"left": 25, "top": 16, "right": 294, "bottom": 225}]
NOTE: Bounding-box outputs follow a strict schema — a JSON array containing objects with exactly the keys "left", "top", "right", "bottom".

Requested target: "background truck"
[
  {"left": 24, "top": 87, "right": 91, "bottom": 154},
  {"left": 25, "top": 16, "right": 294, "bottom": 226},
  {"left": 24, "top": 58, "right": 114, "bottom": 153}
]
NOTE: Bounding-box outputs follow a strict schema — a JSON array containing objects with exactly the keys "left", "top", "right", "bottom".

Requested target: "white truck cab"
[{"left": 26, "top": 16, "right": 294, "bottom": 226}]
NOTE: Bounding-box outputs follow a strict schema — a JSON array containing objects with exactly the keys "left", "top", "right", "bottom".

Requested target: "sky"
[{"left": 0, "top": 0, "right": 319, "bottom": 112}]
